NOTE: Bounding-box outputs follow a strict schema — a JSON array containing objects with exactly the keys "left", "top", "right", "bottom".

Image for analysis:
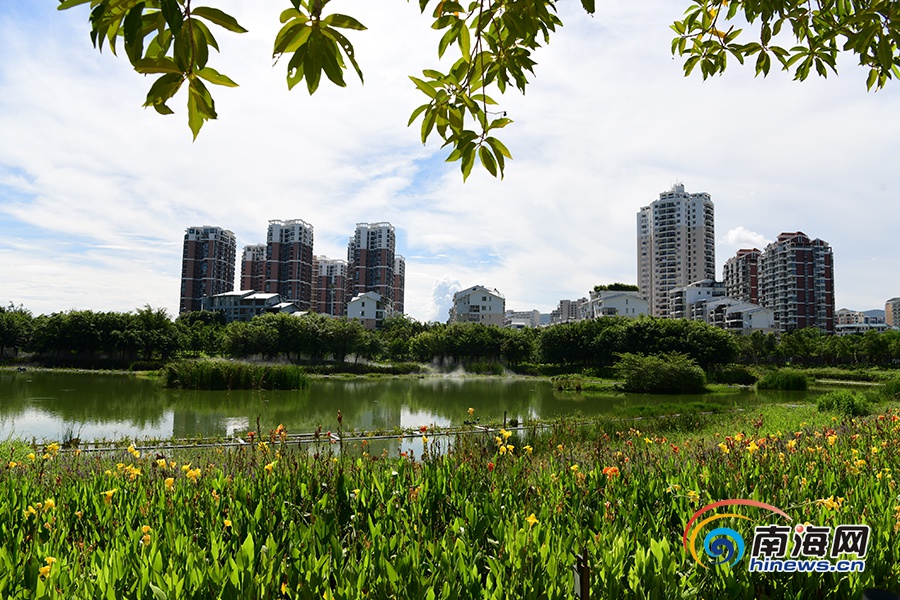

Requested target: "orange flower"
[{"left": 602, "top": 466, "right": 620, "bottom": 477}]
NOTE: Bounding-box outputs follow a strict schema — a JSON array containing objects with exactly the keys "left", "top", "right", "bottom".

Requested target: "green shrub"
[
  {"left": 551, "top": 374, "right": 586, "bottom": 391},
  {"left": 708, "top": 365, "right": 758, "bottom": 385},
  {"left": 756, "top": 369, "right": 808, "bottom": 391},
  {"left": 816, "top": 389, "right": 872, "bottom": 417},
  {"left": 463, "top": 361, "right": 504, "bottom": 375},
  {"left": 880, "top": 378, "right": 900, "bottom": 400},
  {"left": 163, "top": 360, "right": 308, "bottom": 390},
  {"left": 614, "top": 352, "right": 707, "bottom": 394}
]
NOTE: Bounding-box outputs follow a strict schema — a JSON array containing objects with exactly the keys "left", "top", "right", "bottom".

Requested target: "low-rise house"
[
  {"left": 347, "top": 291, "right": 393, "bottom": 330},
  {"left": 201, "top": 290, "right": 303, "bottom": 323},
  {"left": 449, "top": 285, "right": 506, "bottom": 326},
  {"left": 583, "top": 290, "right": 648, "bottom": 319}
]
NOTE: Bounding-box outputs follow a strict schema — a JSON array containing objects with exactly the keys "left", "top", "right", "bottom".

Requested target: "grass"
[{"left": 2, "top": 399, "right": 899, "bottom": 598}]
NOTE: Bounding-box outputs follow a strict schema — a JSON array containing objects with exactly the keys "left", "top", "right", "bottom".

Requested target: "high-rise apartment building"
[
  {"left": 637, "top": 184, "right": 716, "bottom": 317},
  {"left": 312, "top": 255, "right": 349, "bottom": 317},
  {"left": 886, "top": 298, "right": 900, "bottom": 328},
  {"left": 265, "top": 219, "right": 314, "bottom": 310},
  {"left": 723, "top": 248, "right": 761, "bottom": 304},
  {"left": 179, "top": 226, "right": 236, "bottom": 314},
  {"left": 758, "top": 232, "right": 835, "bottom": 334},
  {"left": 240, "top": 244, "right": 266, "bottom": 292},
  {"left": 393, "top": 255, "right": 406, "bottom": 315},
  {"left": 347, "top": 222, "right": 404, "bottom": 314}
]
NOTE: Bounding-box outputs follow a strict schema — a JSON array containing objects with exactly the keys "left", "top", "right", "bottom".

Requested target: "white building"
[
  {"left": 583, "top": 290, "right": 648, "bottom": 319},
  {"left": 637, "top": 183, "right": 716, "bottom": 317},
  {"left": 449, "top": 285, "right": 506, "bottom": 326},
  {"left": 200, "top": 290, "right": 302, "bottom": 323},
  {"left": 505, "top": 310, "right": 542, "bottom": 329},
  {"left": 347, "top": 291, "right": 393, "bottom": 330},
  {"left": 550, "top": 298, "right": 586, "bottom": 325},
  {"left": 702, "top": 298, "right": 776, "bottom": 335},
  {"left": 667, "top": 280, "right": 726, "bottom": 320}
]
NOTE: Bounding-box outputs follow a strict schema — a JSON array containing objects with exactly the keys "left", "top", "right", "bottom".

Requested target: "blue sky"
[{"left": 2, "top": 0, "right": 899, "bottom": 322}]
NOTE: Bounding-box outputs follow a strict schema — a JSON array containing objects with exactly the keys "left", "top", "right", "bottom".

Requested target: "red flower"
[
  {"left": 419, "top": 425, "right": 428, "bottom": 433},
  {"left": 487, "top": 462, "right": 495, "bottom": 472}
]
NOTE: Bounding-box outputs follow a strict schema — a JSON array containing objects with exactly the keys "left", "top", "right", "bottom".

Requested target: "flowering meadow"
[{"left": 2, "top": 404, "right": 900, "bottom": 599}]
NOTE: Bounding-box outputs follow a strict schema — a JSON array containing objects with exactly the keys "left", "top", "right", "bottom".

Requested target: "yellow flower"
[
  {"left": 525, "top": 513, "right": 539, "bottom": 527},
  {"left": 665, "top": 484, "right": 681, "bottom": 493},
  {"left": 102, "top": 489, "right": 117, "bottom": 504},
  {"left": 717, "top": 442, "right": 729, "bottom": 454},
  {"left": 27, "top": 453, "right": 35, "bottom": 461},
  {"left": 872, "top": 446, "right": 880, "bottom": 455},
  {"left": 422, "top": 436, "right": 428, "bottom": 444},
  {"left": 786, "top": 440, "right": 797, "bottom": 450},
  {"left": 502, "top": 429, "right": 512, "bottom": 440},
  {"left": 816, "top": 496, "right": 841, "bottom": 510},
  {"left": 23, "top": 505, "right": 36, "bottom": 518},
  {"left": 524, "top": 445, "right": 533, "bottom": 455},
  {"left": 499, "top": 445, "right": 507, "bottom": 455},
  {"left": 352, "top": 488, "right": 360, "bottom": 496},
  {"left": 557, "top": 444, "right": 564, "bottom": 452},
  {"left": 506, "top": 444, "right": 514, "bottom": 454},
  {"left": 494, "top": 436, "right": 502, "bottom": 446},
  {"left": 468, "top": 407, "right": 475, "bottom": 415},
  {"left": 104, "top": 469, "right": 112, "bottom": 476},
  {"left": 43, "top": 498, "right": 55, "bottom": 511},
  {"left": 827, "top": 435, "right": 837, "bottom": 446},
  {"left": 75, "top": 511, "right": 83, "bottom": 519},
  {"left": 7, "top": 461, "right": 17, "bottom": 468},
  {"left": 181, "top": 463, "right": 191, "bottom": 472},
  {"left": 141, "top": 525, "right": 151, "bottom": 534},
  {"left": 747, "top": 442, "right": 759, "bottom": 455},
  {"left": 264, "top": 461, "right": 277, "bottom": 474},
  {"left": 39, "top": 565, "right": 50, "bottom": 578},
  {"left": 570, "top": 464, "right": 579, "bottom": 472},
  {"left": 687, "top": 490, "right": 701, "bottom": 504},
  {"left": 45, "top": 556, "right": 56, "bottom": 565},
  {"left": 224, "top": 519, "right": 232, "bottom": 528},
  {"left": 644, "top": 437, "right": 653, "bottom": 444},
  {"left": 141, "top": 534, "right": 151, "bottom": 546},
  {"left": 734, "top": 433, "right": 745, "bottom": 442},
  {"left": 186, "top": 468, "right": 201, "bottom": 481},
  {"left": 156, "top": 459, "right": 167, "bottom": 469},
  {"left": 855, "top": 459, "right": 867, "bottom": 468},
  {"left": 164, "top": 477, "right": 174, "bottom": 490}
]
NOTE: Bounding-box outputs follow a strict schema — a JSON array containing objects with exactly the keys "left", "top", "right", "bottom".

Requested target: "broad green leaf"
[
  {"left": 133, "top": 57, "right": 181, "bottom": 74},
  {"left": 191, "top": 6, "right": 247, "bottom": 33},
  {"left": 197, "top": 66, "right": 238, "bottom": 87},
  {"left": 57, "top": 0, "right": 91, "bottom": 9},
  {"left": 322, "top": 14, "right": 366, "bottom": 31},
  {"left": 160, "top": 0, "right": 183, "bottom": 37},
  {"left": 409, "top": 76, "right": 437, "bottom": 98},
  {"left": 274, "top": 22, "right": 312, "bottom": 56},
  {"left": 479, "top": 146, "right": 497, "bottom": 177}
]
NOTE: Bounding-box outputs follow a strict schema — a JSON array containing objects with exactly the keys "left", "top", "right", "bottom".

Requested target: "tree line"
[{"left": 3, "top": 303, "right": 900, "bottom": 370}]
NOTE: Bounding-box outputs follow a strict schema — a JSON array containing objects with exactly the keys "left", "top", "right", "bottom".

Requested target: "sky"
[{"left": 1, "top": 1, "right": 899, "bottom": 323}]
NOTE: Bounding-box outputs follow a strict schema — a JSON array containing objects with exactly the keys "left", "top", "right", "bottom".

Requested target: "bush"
[
  {"left": 816, "top": 390, "right": 872, "bottom": 417},
  {"left": 880, "top": 378, "right": 900, "bottom": 400},
  {"left": 756, "top": 369, "right": 808, "bottom": 391},
  {"left": 163, "top": 360, "right": 309, "bottom": 390},
  {"left": 463, "top": 361, "right": 504, "bottom": 375},
  {"left": 551, "top": 374, "right": 586, "bottom": 391},
  {"left": 614, "top": 352, "right": 707, "bottom": 394},
  {"left": 708, "top": 365, "right": 758, "bottom": 385}
]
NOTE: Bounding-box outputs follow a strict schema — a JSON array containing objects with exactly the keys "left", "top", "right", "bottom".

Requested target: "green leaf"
[
  {"left": 133, "top": 57, "right": 182, "bottom": 74},
  {"left": 479, "top": 145, "right": 497, "bottom": 177},
  {"left": 160, "top": 0, "right": 183, "bottom": 37},
  {"left": 197, "top": 66, "right": 238, "bottom": 87},
  {"left": 191, "top": 7, "right": 248, "bottom": 33},
  {"left": 123, "top": 3, "right": 145, "bottom": 64},
  {"left": 57, "top": 0, "right": 91, "bottom": 9},
  {"left": 143, "top": 72, "right": 184, "bottom": 109},
  {"left": 409, "top": 76, "right": 437, "bottom": 98},
  {"left": 274, "top": 22, "right": 312, "bottom": 56},
  {"left": 191, "top": 20, "right": 210, "bottom": 69},
  {"left": 580, "top": 0, "right": 595, "bottom": 14},
  {"left": 321, "top": 14, "right": 366, "bottom": 30},
  {"left": 460, "top": 145, "right": 476, "bottom": 181},
  {"left": 407, "top": 103, "right": 429, "bottom": 126},
  {"left": 149, "top": 583, "right": 167, "bottom": 600}
]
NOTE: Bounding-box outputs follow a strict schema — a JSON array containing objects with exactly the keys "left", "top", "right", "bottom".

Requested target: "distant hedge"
[{"left": 614, "top": 352, "right": 707, "bottom": 394}]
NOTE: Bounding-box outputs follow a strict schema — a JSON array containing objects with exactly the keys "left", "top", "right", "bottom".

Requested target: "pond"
[{"left": 0, "top": 369, "right": 832, "bottom": 445}]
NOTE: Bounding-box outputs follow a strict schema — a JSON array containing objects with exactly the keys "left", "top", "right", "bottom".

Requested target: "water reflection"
[{"left": 0, "top": 370, "right": 820, "bottom": 442}]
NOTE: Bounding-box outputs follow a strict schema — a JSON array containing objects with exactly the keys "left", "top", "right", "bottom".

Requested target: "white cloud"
[{"left": 720, "top": 227, "right": 771, "bottom": 251}]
